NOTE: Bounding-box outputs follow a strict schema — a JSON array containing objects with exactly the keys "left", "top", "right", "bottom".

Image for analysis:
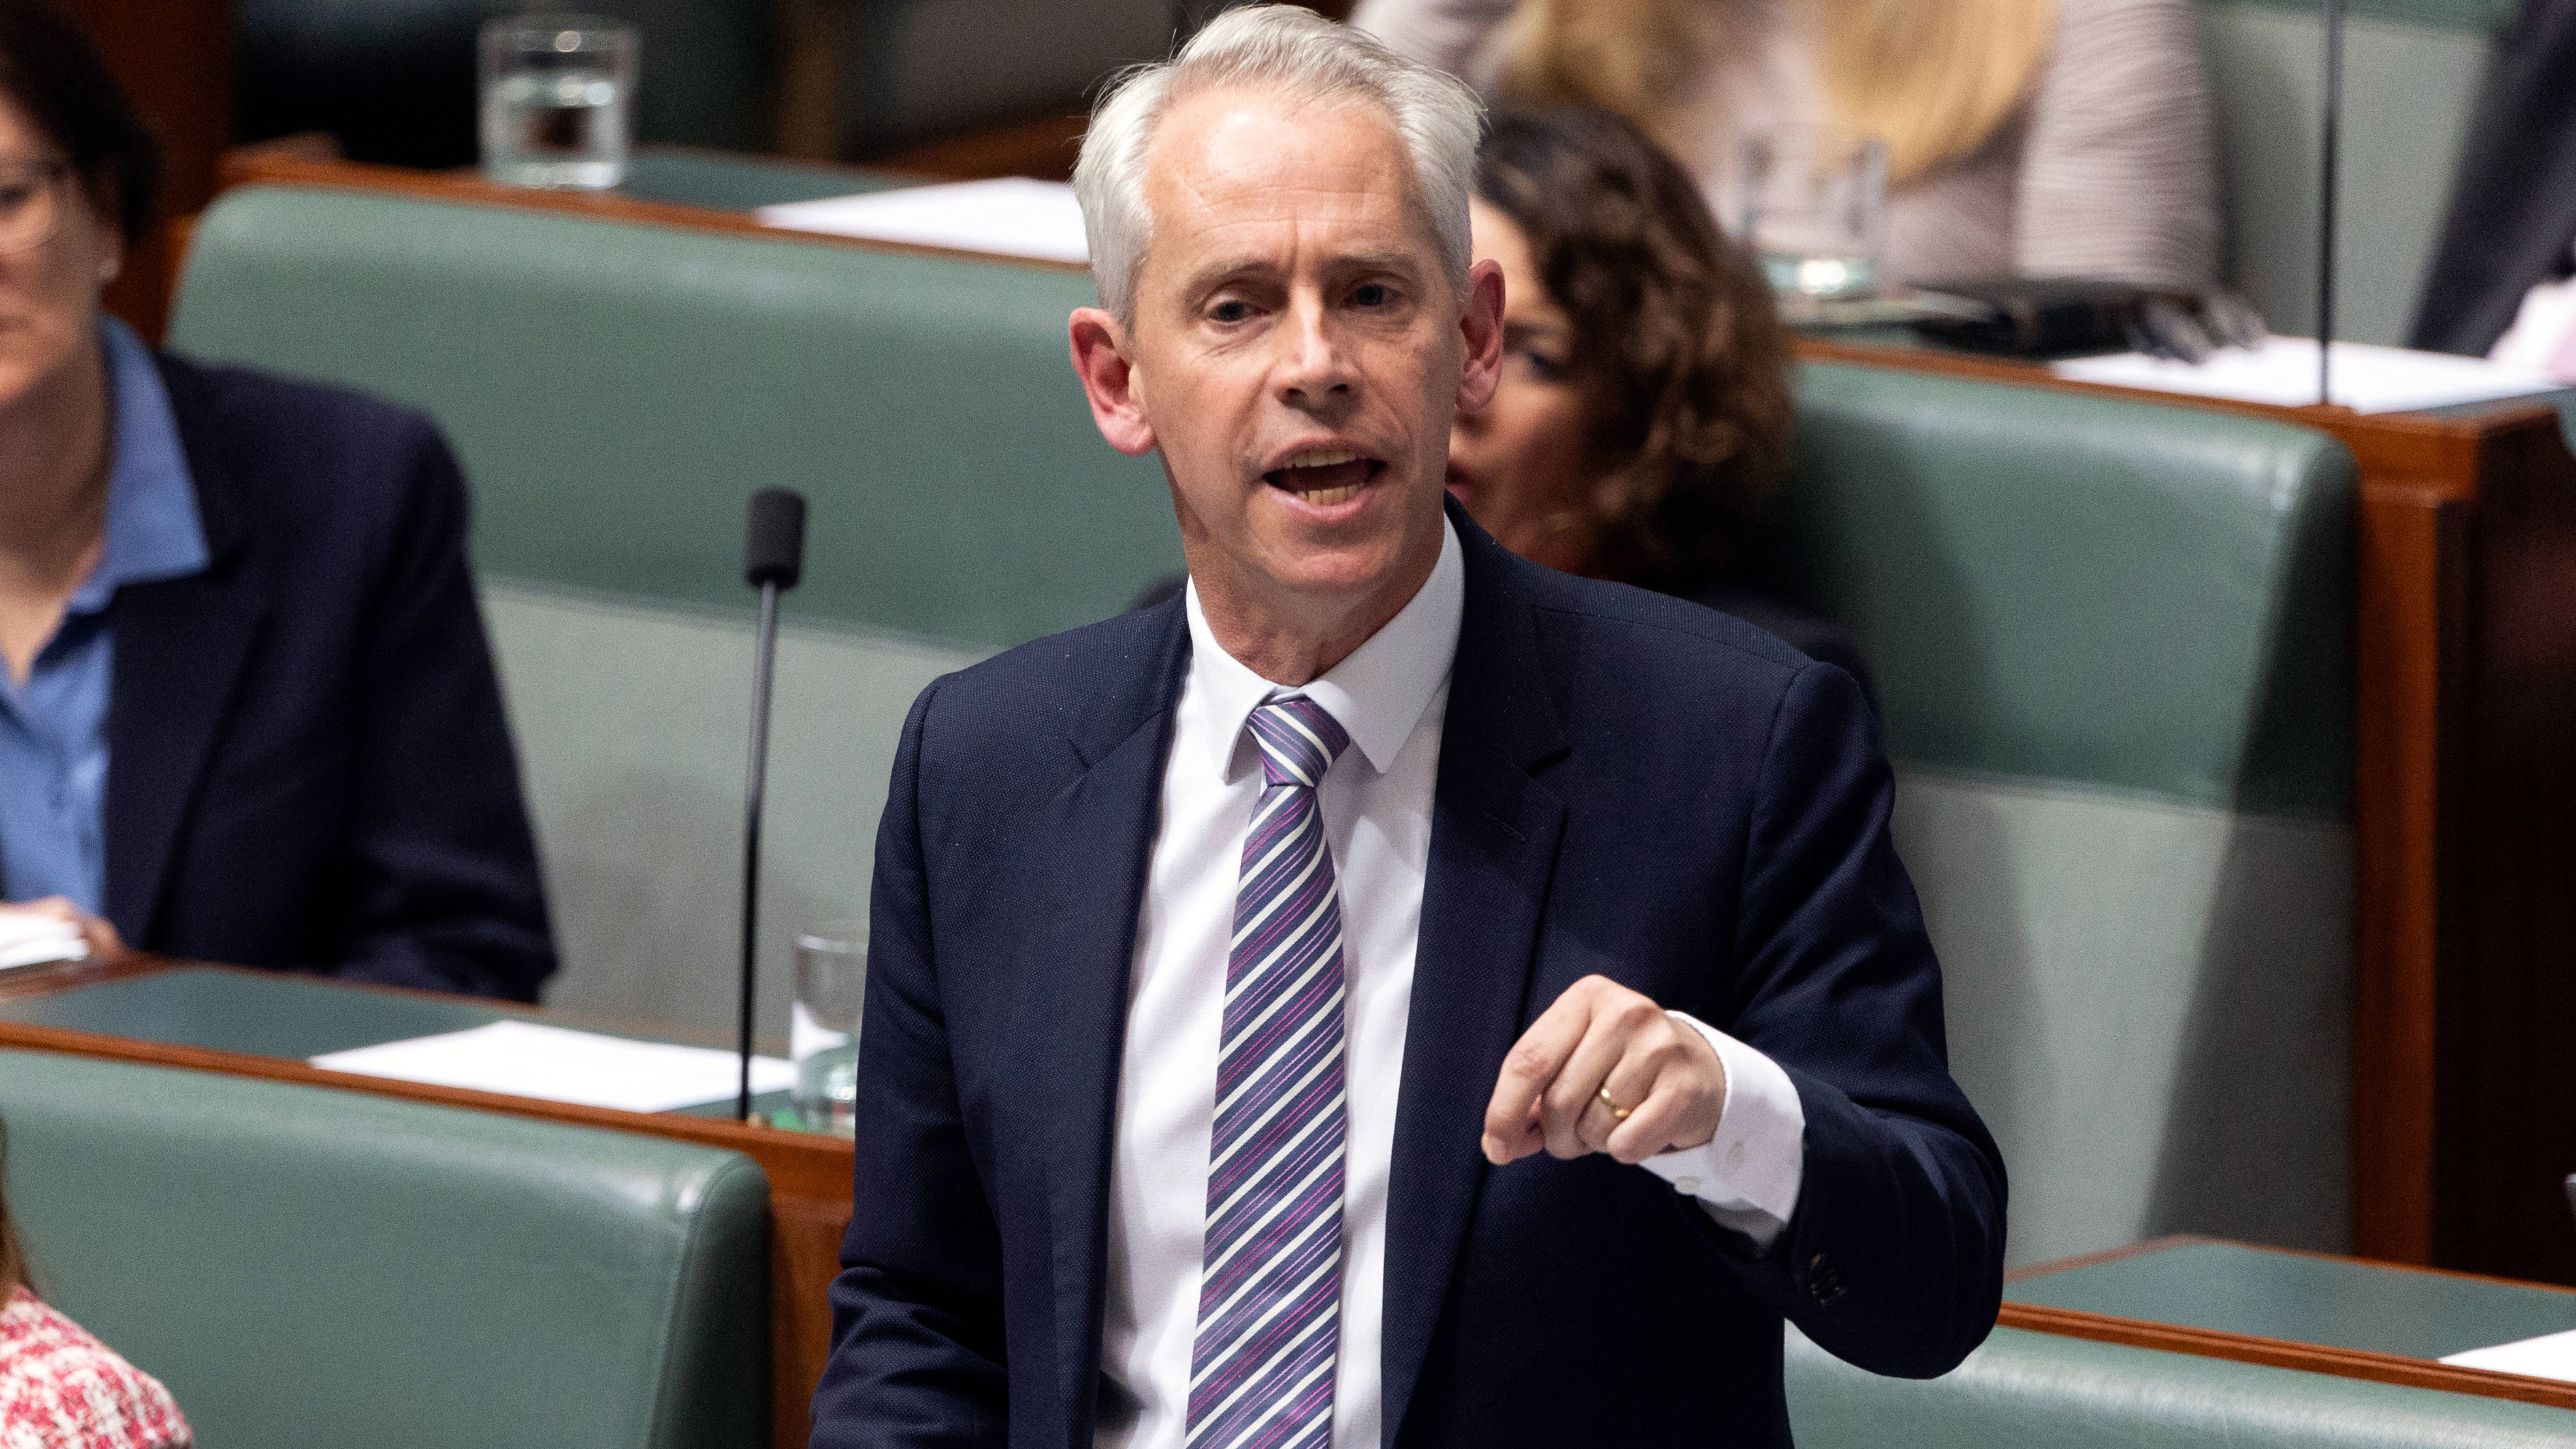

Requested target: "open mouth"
[{"left": 1264, "top": 448, "right": 1385, "bottom": 508}]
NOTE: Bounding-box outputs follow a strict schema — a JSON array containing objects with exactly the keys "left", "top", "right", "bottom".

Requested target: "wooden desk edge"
[
  {"left": 2001, "top": 1236, "right": 2576, "bottom": 1413},
  {"left": 1996, "top": 1301, "right": 2576, "bottom": 1412},
  {"left": 0, "top": 1009, "right": 852, "bottom": 1196},
  {"left": 1790, "top": 334, "right": 2550, "bottom": 443},
  {"left": 211, "top": 150, "right": 1092, "bottom": 275}
]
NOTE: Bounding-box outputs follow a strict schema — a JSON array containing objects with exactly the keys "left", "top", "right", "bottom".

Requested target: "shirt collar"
[
  {"left": 1183, "top": 513, "right": 1464, "bottom": 783},
  {"left": 69, "top": 317, "right": 210, "bottom": 616}
]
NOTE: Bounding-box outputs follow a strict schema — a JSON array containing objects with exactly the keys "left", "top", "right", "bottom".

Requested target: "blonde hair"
[{"left": 1494, "top": 0, "right": 2056, "bottom": 186}]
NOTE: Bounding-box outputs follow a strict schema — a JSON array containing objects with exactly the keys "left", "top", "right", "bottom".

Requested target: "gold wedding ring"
[{"left": 1597, "top": 1087, "right": 1631, "bottom": 1122}]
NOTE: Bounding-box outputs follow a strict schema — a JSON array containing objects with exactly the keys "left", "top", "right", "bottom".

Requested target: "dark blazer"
[
  {"left": 2411, "top": 0, "right": 2576, "bottom": 355},
  {"left": 813, "top": 500, "right": 2004, "bottom": 1448},
  {"left": 102, "top": 351, "right": 555, "bottom": 1001}
]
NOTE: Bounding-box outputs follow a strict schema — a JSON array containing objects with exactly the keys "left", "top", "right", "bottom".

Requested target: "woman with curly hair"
[{"left": 1449, "top": 106, "right": 1871, "bottom": 697}]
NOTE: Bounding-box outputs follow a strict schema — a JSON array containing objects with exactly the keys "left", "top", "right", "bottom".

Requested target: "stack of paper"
[
  {"left": 311, "top": 1020, "right": 795, "bottom": 1113},
  {"left": 0, "top": 911, "right": 87, "bottom": 971},
  {"left": 756, "top": 178, "right": 1091, "bottom": 265},
  {"left": 2441, "top": 1328, "right": 2576, "bottom": 1382},
  {"left": 2052, "top": 338, "right": 2562, "bottom": 415}
]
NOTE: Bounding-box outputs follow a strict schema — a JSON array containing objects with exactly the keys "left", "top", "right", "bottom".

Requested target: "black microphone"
[
  {"left": 746, "top": 488, "right": 807, "bottom": 591},
  {"left": 738, "top": 488, "right": 807, "bottom": 1121}
]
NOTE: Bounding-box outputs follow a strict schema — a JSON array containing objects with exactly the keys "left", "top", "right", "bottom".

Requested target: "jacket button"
[{"left": 1808, "top": 1253, "right": 1846, "bottom": 1304}]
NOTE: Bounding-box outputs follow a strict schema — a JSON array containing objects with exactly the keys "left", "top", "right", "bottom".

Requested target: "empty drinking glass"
[
  {"left": 479, "top": 14, "right": 637, "bottom": 189},
  {"left": 792, "top": 923, "right": 865, "bottom": 1135},
  {"left": 1731, "top": 126, "right": 1888, "bottom": 312}
]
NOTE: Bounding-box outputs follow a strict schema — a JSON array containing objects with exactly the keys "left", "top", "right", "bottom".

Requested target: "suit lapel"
[
  {"left": 1039, "top": 600, "right": 1190, "bottom": 1449},
  {"left": 102, "top": 359, "right": 266, "bottom": 943},
  {"left": 1381, "top": 508, "right": 1570, "bottom": 1448}
]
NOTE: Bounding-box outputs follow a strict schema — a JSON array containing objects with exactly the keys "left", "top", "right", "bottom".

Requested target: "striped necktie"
[{"left": 1187, "top": 694, "right": 1353, "bottom": 1449}]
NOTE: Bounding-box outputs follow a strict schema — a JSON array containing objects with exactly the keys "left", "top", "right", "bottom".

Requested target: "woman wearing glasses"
[{"left": 0, "top": 1, "right": 554, "bottom": 999}]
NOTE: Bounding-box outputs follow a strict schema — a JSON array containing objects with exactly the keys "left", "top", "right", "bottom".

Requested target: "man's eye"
[
  {"left": 1351, "top": 283, "right": 1391, "bottom": 307},
  {"left": 0, "top": 186, "right": 32, "bottom": 213},
  {"left": 1209, "top": 299, "right": 1252, "bottom": 323}
]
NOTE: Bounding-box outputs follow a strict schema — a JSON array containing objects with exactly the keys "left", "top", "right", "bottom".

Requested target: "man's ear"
[
  {"left": 1455, "top": 257, "right": 1505, "bottom": 415},
  {"left": 1070, "top": 307, "right": 1157, "bottom": 457}
]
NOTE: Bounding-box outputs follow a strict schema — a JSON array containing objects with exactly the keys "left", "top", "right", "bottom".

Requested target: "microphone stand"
[
  {"left": 2317, "top": 0, "right": 2344, "bottom": 406},
  {"left": 738, "top": 578, "right": 782, "bottom": 1122}
]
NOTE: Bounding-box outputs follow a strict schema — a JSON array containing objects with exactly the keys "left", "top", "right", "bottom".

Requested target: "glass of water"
[
  {"left": 792, "top": 923, "right": 866, "bottom": 1135},
  {"left": 1731, "top": 126, "right": 1888, "bottom": 313},
  {"left": 479, "top": 14, "right": 637, "bottom": 190}
]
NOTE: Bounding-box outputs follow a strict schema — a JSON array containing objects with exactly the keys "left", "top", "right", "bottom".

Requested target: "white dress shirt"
[{"left": 1095, "top": 517, "right": 1807, "bottom": 1449}]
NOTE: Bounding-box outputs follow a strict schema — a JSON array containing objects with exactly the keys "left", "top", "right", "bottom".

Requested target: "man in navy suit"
[{"left": 810, "top": 9, "right": 2004, "bottom": 1447}]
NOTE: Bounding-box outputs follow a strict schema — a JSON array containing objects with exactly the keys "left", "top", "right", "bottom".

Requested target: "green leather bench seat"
[
  {"left": 169, "top": 182, "right": 2356, "bottom": 1269},
  {"left": 1764, "top": 365, "right": 2355, "bottom": 1265},
  {"left": 0, "top": 1048, "right": 767, "bottom": 1447},
  {"left": 172, "top": 186, "right": 1177, "bottom": 648},
  {"left": 1787, "top": 1325, "right": 2576, "bottom": 1449}
]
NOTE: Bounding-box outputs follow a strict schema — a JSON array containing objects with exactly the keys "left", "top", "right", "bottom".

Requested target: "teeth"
[
  {"left": 1301, "top": 485, "right": 1361, "bottom": 506},
  {"left": 1282, "top": 448, "right": 1361, "bottom": 469}
]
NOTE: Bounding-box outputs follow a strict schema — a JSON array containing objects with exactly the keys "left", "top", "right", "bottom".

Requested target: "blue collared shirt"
[{"left": 0, "top": 319, "right": 210, "bottom": 910}]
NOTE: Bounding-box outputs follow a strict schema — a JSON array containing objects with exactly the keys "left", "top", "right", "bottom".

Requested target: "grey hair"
[{"left": 1072, "top": 5, "right": 1483, "bottom": 325}]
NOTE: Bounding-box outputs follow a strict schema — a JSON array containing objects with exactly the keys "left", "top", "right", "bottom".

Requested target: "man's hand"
[
  {"left": 1482, "top": 975, "right": 1726, "bottom": 1166},
  {"left": 8, "top": 897, "right": 124, "bottom": 962}
]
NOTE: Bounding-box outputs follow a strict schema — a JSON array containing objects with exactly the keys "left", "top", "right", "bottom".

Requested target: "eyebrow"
[{"left": 1179, "top": 246, "right": 1433, "bottom": 299}]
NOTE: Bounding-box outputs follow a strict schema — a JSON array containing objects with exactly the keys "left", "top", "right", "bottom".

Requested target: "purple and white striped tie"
[{"left": 1187, "top": 695, "right": 1353, "bottom": 1449}]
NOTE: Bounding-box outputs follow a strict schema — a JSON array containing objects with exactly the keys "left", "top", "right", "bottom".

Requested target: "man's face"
[{"left": 1074, "top": 86, "right": 1500, "bottom": 629}]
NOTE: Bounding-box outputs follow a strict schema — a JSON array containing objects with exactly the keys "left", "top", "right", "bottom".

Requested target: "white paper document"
[
  {"left": 2052, "top": 338, "right": 2562, "bottom": 415},
  {"left": 2441, "top": 1327, "right": 2576, "bottom": 1382},
  {"left": 311, "top": 1020, "right": 795, "bottom": 1114},
  {"left": 0, "top": 911, "right": 86, "bottom": 971},
  {"left": 757, "top": 178, "right": 1091, "bottom": 265}
]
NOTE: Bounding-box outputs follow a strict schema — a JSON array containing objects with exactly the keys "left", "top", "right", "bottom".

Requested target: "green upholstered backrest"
[
  {"left": 1787, "top": 1326, "right": 2576, "bottom": 1448},
  {"left": 1759, "top": 361, "right": 2358, "bottom": 1265},
  {"left": 172, "top": 186, "right": 1176, "bottom": 649},
  {"left": 168, "top": 182, "right": 2357, "bottom": 1270},
  {"left": 0, "top": 1049, "right": 767, "bottom": 1448},
  {"left": 1773, "top": 363, "right": 2352, "bottom": 817}
]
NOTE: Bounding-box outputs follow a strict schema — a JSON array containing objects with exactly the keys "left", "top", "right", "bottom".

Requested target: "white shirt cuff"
[{"left": 1637, "top": 1011, "right": 1805, "bottom": 1250}]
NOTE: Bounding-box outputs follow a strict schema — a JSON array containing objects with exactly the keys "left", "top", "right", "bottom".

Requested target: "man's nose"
[{"left": 1275, "top": 297, "right": 1355, "bottom": 408}]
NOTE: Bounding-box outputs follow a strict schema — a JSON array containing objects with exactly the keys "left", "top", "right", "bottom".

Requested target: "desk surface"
[
  {"left": 2010, "top": 1239, "right": 2576, "bottom": 1362},
  {"left": 2000, "top": 1237, "right": 2576, "bottom": 1412},
  {"left": 0, "top": 965, "right": 800, "bottom": 1122}
]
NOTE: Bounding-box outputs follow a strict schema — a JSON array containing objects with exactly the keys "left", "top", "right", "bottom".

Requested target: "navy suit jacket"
[
  {"left": 103, "top": 351, "right": 555, "bottom": 1000},
  {"left": 2411, "top": 0, "right": 2576, "bottom": 355},
  {"left": 813, "top": 501, "right": 2004, "bottom": 1448}
]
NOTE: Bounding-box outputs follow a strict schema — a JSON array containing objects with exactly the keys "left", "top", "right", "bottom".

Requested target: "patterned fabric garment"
[
  {"left": 0, "top": 1286, "right": 189, "bottom": 1449},
  {"left": 1188, "top": 696, "right": 1354, "bottom": 1449}
]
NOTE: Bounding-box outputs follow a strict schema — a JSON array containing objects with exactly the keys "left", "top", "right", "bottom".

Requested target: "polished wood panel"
[
  {"left": 61, "top": 0, "right": 236, "bottom": 342},
  {"left": 2349, "top": 484, "right": 2468, "bottom": 1267},
  {"left": 877, "top": 111, "right": 1087, "bottom": 183},
  {"left": 0, "top": 961, "right": 846, "bottom": 1449}
]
